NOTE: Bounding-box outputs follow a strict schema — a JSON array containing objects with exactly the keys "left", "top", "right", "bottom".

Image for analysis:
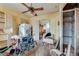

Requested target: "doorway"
[{"left": 39, "top": 20, "right": 50, "bottom": 40}]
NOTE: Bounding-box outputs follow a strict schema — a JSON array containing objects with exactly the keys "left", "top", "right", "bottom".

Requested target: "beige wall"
[
  {"left": 0, "top": 4, "right": 65, "bottom": 40},
  {"left": 49, "top": 12, "right": 60, "bottom": 40},
  {"left": 0, "top": 5, "right": 31, "bottom": 34}
]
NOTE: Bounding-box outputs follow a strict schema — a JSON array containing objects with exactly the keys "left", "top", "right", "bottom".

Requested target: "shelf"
[
  {"left": 0, "top": 39, "right": 7, "bottom": 41},
  {"left": 0, "top": 21, "right": 5, "bottom": 23},
  {"left": 0, "top": 33, "right": 5, "bottom": 35},
  {"left": 0, "top": 17, "right": 5, "bottom": 19},
  {"left": 0, "top": 33, "right": 8, "bottom": 35},
  {"left": 0, "top": 11, "right": 7, "bottom": 42}
]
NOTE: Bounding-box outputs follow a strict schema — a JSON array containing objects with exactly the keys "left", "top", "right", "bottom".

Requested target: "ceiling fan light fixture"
[
  {"left": 32, "top": 12, "right": 37, "bottom": 16},
  {"left": 35, "top": 13, "right": 37, "bottom": 16}
]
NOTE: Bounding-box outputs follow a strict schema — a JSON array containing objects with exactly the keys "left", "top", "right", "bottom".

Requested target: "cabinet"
[
  {"left": 0, "top": 11, "right": 6, "bottom": 40},
  {"left": 62, "top": 8, "right": 79, "bottom": 56},
  {"left": 0, "top": 11, "right": 5, "bottom": 34},
  {"left": 0, "top": 11, "right": 13, "bottom": 48},
  {"left": 0, "top": 11, "right": 7, "bottom": 48}
]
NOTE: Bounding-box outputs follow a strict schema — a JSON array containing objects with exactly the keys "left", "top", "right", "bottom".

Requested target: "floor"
[
  {"left": 0, "top": 40, "right": 52, "bottom": 56},
  {"left": 32, "top": 40, "right": 51, "bottom": 56}
]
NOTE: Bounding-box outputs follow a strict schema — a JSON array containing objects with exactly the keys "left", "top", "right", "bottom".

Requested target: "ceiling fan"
[{"left": 21, "top": 3, "right": 44, "bottom": 16}]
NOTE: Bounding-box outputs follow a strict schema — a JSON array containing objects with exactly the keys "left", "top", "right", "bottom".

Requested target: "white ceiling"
[{"left": 0, "top": 3, "right": 59, "bottom": 16}]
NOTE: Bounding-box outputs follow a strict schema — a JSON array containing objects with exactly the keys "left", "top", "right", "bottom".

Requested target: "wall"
[
  {"left": 49, "top": 12, "right": 60, "bottom": 40},
  {"left": 0, "top": 4, "right": 65, "bottom": 38},
  {"left": 30, "top": 19, "right": 39, "bottom": 41},
  {"left": 0, "top": 5, "right": 31, "bottom": 34},
  {"left": 30, "top": 12, "right": 60, "bottom": 40}
]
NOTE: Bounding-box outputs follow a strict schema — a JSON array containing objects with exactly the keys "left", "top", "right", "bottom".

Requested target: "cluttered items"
[
  {"left": 0, "top": 35, "right": 21, "bottom": 56},
  {"left": 0, "top": 23, "right": 38, "bottom": 56},
  {"left": 19, "top": 23, "right": 37, "bottom": 55}
]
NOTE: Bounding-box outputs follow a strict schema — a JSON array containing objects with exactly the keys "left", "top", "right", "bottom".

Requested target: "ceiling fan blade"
[
  {"left": 34, "top": 13, "right": 38, "bottom": 16},
  {"left": 22, "top": 10, "right": 30, "bottom": 13},
  {"left": 34, "top": 8, "right": 44, "bottom": 11},
  {"left": 21, "top": 3, "right": 30, "bottom": 9}
]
